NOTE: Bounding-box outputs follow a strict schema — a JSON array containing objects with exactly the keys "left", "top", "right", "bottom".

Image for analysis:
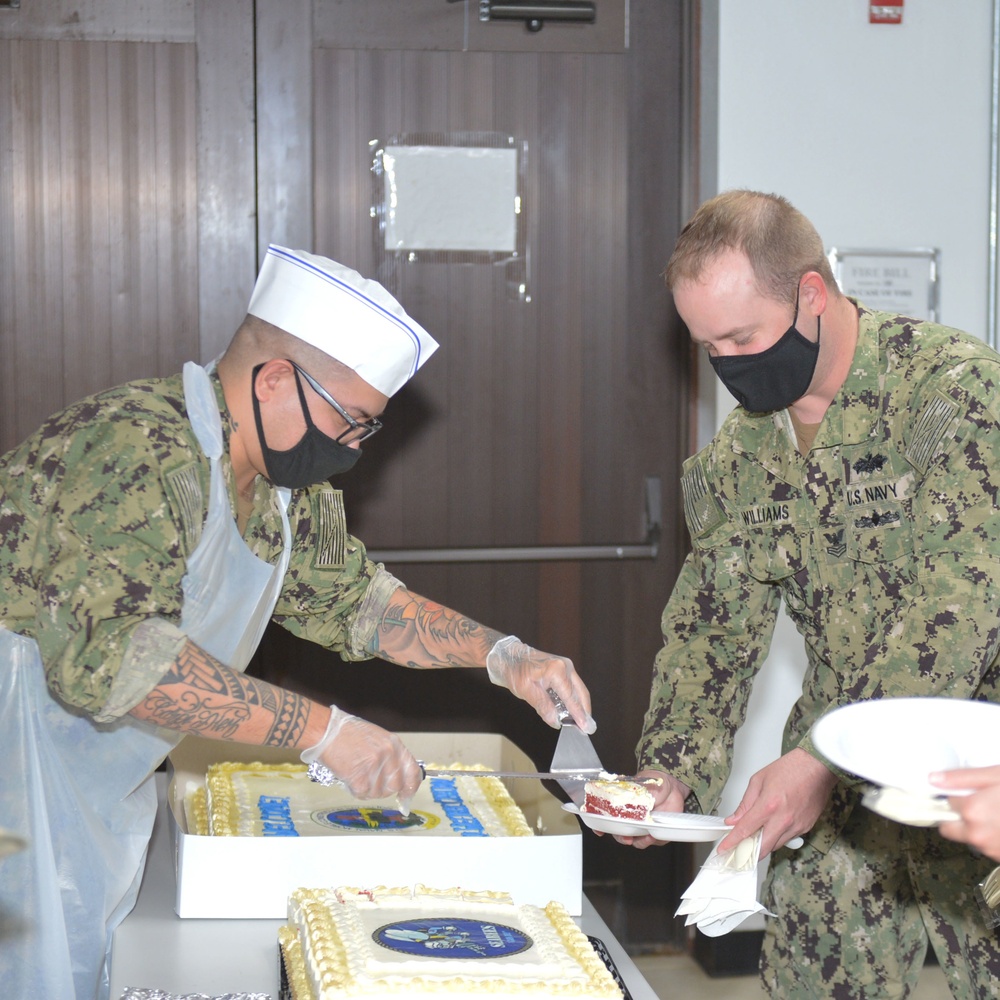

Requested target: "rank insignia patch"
[{"left": 824, "top": 528, "right": 847, "bottom": 557}]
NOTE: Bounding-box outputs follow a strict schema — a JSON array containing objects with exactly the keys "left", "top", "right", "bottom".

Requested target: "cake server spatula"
[{"left": 547, "top": 688, "right": 606, "bottom": 806}]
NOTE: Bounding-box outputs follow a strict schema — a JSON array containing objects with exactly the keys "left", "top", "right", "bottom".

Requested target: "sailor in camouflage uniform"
[
  {"left": 627, "top": 192, "right": 1000, "bottom": 998},
  {"left": 0, "top": 246, "right": 594, "bottom": 1000}
]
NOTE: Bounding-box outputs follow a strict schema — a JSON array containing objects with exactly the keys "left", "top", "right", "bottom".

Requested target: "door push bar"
[{"left": 367, "top": 477, "right": 661, "bottom": 565}]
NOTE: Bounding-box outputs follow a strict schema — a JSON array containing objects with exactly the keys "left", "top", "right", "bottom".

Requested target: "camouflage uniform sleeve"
[
  {"left": 270, "top": 485, "right": 403, "bottom": 658},
  {"left": 635, "top": 450, "right": 782, "bottom": 815},
  {"left": 31, "top": 421, "right": 198, "bottom": 717},
  {"left": 96, "top": 617, "right": 189, "bottom": 722},
  {"left": 800, "top": 355, "right": 1000, "bottom": 759}
]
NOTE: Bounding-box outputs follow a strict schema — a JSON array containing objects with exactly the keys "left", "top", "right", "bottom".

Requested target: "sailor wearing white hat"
[
  {"left": 247, "top": 244, "right": 438, "bottom": 398},
  {"left": 224, "top": 245, "right": 439, "bottom": 491},
  {"left": 0, "top": 242, "right": 595, "bottom": 998}
]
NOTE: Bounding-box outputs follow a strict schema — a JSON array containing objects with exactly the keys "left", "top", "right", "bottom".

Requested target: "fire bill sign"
[
  {"left": 827, "top": 247, "right": 939, "bottom": 322},
  {"left": 870, "top": 1, "right": 903, "bottom": 24}
]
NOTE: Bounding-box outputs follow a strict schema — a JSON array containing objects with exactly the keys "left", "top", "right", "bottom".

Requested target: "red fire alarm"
[{"left": 870, "top": 1, "right": 903, "bottom": 24}]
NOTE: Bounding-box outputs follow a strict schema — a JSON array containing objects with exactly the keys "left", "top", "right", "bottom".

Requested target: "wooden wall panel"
[
  {"left": 256, "top": 0, "right": 313, "bottom": 254},
  {"left": 0, "top": 41, "right": 64, "bottom": 449},
  {"left": 194, "top": 0, "right": 256, "bottom": 361},
  {"left": 0, "top": 0, "right": 193, "bottom": 42},
  {"left": 0, "top": 37, "right": 198, "bottom": 451}
]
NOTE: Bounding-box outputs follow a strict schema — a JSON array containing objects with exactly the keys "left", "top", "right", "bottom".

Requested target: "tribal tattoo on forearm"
[
  {"left": 132, "top": 640, "right": 311, "bottom": 746},
  {"left": 372, "top": 591, "right": 505, "bottom": 668}
]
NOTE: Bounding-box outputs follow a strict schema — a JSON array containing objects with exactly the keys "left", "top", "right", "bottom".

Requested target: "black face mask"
[
  {"left": 251, "top": 364, "right": 361, "bottom": 488},
  {"left": 709, "top": 290, "right": 821, "bottom": 413}
]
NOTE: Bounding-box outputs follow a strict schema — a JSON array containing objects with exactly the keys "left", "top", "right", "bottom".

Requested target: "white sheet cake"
[
  {"left": 185, "top": 761, "right": 533, "bottom": 838},
  {"left": 278, "top": 884, "right": 623, "bottom": 999}
]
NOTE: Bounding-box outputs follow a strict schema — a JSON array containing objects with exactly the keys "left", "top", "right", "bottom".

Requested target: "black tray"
[{"left": 587, "top": 934, "right": 635, "bottom": 1000}]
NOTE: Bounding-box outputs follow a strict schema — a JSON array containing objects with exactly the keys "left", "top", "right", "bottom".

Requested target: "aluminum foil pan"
[{"left": 118, "top": 991, "right": 271, "bottom": 1000}]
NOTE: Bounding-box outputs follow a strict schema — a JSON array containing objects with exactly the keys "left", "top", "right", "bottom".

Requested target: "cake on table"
[
  {"left": 582, "top": 778, "right": 655, "bottom": 822},
  {"left": 278, "top": 884, "right": 623, "bottom": 999},
  {"left": 185, "top": 761, "right": 533, "bottom": 838}
]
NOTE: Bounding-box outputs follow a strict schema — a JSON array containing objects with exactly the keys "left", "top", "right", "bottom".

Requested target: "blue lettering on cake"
[
  {"left": 428, "top": 777, "right": 487, "bottom": 837},
  {"left": 257, "top": 794, "right": 298, "bottom": 836}
]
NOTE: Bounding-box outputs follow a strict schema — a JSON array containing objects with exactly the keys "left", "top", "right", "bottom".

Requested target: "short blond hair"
[{"left": 665, "top": 190, "right": 838, "bottom": 305}]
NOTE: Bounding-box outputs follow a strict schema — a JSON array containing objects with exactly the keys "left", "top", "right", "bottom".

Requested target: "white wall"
[
  {"left": 699, "top": 0, "right": 996, "bottom": 881},
  {"left": 717, "top": 0, "right": 994, "bottom": 339}
]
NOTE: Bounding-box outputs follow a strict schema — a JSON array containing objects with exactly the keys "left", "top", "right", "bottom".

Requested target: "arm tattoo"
[
  {"left": 373, "top": 592, "right": 505, "bottom": 668},
  {"left": 168, "top": 642, "right": 278, "bottom": 710},
  {"left": 266, "top": 688, "right": 311, "bottom": 746},
  {"left": 132, "top": 640, "right": 311, "bottom": 747}
]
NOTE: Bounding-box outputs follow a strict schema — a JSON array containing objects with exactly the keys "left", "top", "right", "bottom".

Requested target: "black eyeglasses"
[{"left": 288, "top": 360, "right": 383, "bottom": 444}]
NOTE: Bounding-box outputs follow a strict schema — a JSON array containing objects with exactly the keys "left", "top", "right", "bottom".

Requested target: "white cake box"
[{"left": 166, "top": 732, "right": 583, "bottom": 919}]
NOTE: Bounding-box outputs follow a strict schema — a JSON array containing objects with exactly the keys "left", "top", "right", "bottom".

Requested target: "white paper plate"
[
  {"left": 812, "top": 698, "right": 1000, "bottom": 797},
  {"left": 562, "top": 802, "right": 729, "bottom": 842}
]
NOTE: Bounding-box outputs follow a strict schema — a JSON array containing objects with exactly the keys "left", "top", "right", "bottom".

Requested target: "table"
[{"left": 110, "top": 775, "right": 658, "bottom": 999}]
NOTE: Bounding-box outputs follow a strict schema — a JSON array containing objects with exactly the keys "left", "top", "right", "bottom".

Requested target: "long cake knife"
[
  {"left": 305, "top": 761, "right": 614, "bottom": 785},
  {"left": 305, "top": 761, "right": 621, "bottom": 785},
  {"left": 419, "top": 765, "right": 611, "bottom": 781}
]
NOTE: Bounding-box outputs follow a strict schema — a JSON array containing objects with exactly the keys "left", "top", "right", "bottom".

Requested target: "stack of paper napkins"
[{"left": 675, "top": 829, "right": 773, "bottom": 937}]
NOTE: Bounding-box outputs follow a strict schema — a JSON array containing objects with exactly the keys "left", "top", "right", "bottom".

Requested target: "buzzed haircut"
[{"left": 227, "top": 315, "right": 356, "bottom": 385}]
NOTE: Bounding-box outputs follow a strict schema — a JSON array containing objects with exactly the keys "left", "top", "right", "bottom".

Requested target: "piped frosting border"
[{"left": 281, "top": 884, "right": 622, "bottom": 998}]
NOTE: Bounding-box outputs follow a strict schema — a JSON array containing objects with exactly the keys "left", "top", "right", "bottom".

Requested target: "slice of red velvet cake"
[{"left": 582, "top": 778, "right": 655, "bottom": 821}]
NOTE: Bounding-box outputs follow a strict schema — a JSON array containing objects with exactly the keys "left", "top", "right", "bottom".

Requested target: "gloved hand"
[
  {"left": 486, "top": 635, "right": 595, "bottom": 733},
  {"left": 300, "top": 706, "right": 423, "bottom": 802}
]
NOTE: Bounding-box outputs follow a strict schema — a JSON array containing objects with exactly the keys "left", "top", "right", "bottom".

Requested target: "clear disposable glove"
[
  {"left": 485, "top": 635, "right": 595, "bottom": 733},
  {"left": 300, "top": 706, "right": 423, "bottom": 803}
]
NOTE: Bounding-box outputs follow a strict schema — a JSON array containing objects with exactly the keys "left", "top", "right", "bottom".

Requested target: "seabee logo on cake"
[
  {"left": 310, "top": 774, "right": 489, "bottom": 834},
  {"left": 373, "top": 919, "right": 532, "bottom": 959},
  {"left": 310, "top": 807, "right": 440, "bottom": 832}
]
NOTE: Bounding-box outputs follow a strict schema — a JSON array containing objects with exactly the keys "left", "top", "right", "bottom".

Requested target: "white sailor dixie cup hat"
[{"left": 247, "top": 245, "right": 439, "bottom": 397}]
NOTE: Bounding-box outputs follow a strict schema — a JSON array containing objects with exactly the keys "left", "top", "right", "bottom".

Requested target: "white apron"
[{"left": 0, "top": 362, "right": 291, "bottom": 999}]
